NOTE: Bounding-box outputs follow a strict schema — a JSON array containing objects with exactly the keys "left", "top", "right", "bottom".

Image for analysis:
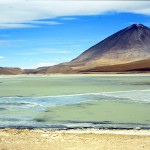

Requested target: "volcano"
[
  {"left": 34, "top": 24, "right": 150, "bottom": 74},
  {"left": 73, "top": 24, "right": 150, "bottom": 63},
  {"left": 68, "top": 24, "right": 150, "bottom": 71}
]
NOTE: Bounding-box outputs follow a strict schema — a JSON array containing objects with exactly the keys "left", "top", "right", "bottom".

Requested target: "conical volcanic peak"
[
  {"left": 35, "top": 23, "right": 150, "bottom": 74},
  {"left": 123, "top": 24, "right": 150, "bottom": 35},
  {"left": 71, "top": 24, "right": 150, "bottom": 66},
  {"left": 128, "top": 24, "right": 145, "bottom": 29},
  {"left": 127, "top": 24, "right": 147, "bottom": 30}
]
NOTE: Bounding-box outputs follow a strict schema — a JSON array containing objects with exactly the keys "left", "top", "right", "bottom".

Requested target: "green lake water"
[{"left": 0, "top": 75, "right": 150, "bottom": 129}]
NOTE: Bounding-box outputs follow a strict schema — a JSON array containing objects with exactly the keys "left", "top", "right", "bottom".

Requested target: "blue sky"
[{"left": 0, "top": 1, "right": 150, "bottom": 69}]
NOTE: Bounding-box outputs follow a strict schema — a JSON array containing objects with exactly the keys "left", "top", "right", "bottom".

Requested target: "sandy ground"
[{"left": 0, "top": 129, "right": 150, "bottom": 150}]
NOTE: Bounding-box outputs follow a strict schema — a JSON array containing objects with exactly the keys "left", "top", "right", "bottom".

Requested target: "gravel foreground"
[{"left": 1, "top": 129, "right": 150, "bottom": 150}]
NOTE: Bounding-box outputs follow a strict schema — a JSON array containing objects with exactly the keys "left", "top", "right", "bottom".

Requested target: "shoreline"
[
  {"left": 0, "top": 73, "right": 150, "bottom": 78},
  {"left": 1, "top": 121, "right": 150, "bottom": 130},
  {"left": 55, "top": 128, "right": 150, "bottom": 135},
  {"left": 1, "top": 128, "right": 150, "bottom": 150},
  {"left": 1, "top": 128, "right": 150, "bottom": 135}
]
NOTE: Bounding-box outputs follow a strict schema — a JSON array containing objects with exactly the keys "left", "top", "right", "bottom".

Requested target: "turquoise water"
[{"left": 0, "top": 75, "right": 150, "bottom": 129}]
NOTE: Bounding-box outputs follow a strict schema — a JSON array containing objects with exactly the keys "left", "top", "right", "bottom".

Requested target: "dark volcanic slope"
[{"left": 71, "top": 24, "right": 150, "bottom": 65}]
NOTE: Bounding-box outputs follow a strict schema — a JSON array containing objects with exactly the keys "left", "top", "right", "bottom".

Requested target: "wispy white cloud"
[
  {"left": 0, "top": 39, "right": 26, "bottom": 47},
  {"left": 40, "top": 49, "right": 71, "bottom": 54},
  {"left": 0, "top": 56, "right": 5, "bottom": 60},
  {"left": 27, "top": 20, "right": 62, "bottom": 25},
  {"left": 20, "top": 56, "right": 71, "bottom": 69},
  {"left": 0, "top": 1, "right": 149, "bottom": 29},
  {"left": 41, "top": 41, "right": 74, "bottom": 45},
  {"left": 61, "top": 17, "right": 77, "bottom": 20},
  {"left": 22, "top": 62, "right": 58, "bottom": 69},
  {"left": 18, "top": 48, "right": 71, "bottom": 56},
  {"left": 0, "top": 23, "right": 37, "bottom": 29},
  {"left": 36, "top": 57, "right": 71, "bottom": 68},
  {"left": 0, "top": 38, "right": 92, "bottom": 49},
  {"left": 20, "top": 52, "right": 38, "bottom": 55}
]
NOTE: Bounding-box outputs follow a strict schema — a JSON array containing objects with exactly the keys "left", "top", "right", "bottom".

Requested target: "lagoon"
[{"left": 0, "top": 75, "right": 150, "bottom": 129}]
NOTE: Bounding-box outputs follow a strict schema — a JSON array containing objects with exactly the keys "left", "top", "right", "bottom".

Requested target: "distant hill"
[{"left": 0, "top": 67, "right": 23, "bottom": 75}]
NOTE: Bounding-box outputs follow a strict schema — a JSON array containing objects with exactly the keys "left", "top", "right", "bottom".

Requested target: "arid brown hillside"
[
  {"left": 81, "top": 59, "right": 150, "bottom": 73},
  {"left": 0, "top": 67, "right": 23, "bottom": 75}
]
